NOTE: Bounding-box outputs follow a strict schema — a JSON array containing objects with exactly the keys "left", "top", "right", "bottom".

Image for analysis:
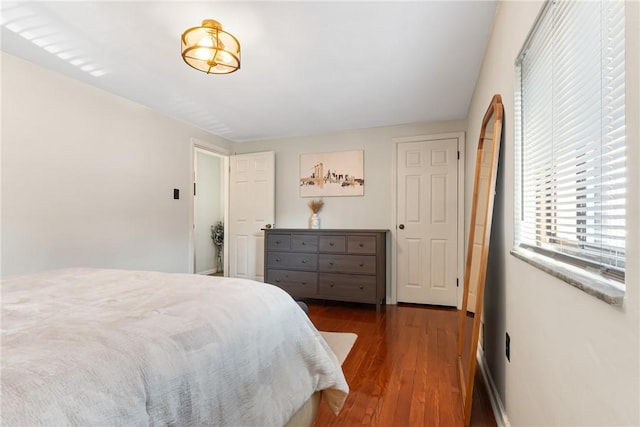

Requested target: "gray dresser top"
[{"left": 264, "top": 229, "right": 389, "bottom": 233}]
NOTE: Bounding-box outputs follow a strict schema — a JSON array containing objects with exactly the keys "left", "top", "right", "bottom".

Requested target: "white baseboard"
[
  {"left": 196, "top": 269, "right": 217, "bottom": 275},
  {"left": 476, "top": 347, "right": 510, "bottom": 427}
]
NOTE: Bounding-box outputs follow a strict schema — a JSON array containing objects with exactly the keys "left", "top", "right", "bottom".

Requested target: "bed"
[{"left": 1, "top": 268, "right": 348, "bottom": 426}]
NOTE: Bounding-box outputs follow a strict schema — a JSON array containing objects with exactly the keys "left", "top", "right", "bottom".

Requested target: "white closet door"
[
  {"left": 396, "top": 138, "right": 459, "bottom": 306},
  {"left": 228, "top": 151, "right": 275, "bottom": 282}
]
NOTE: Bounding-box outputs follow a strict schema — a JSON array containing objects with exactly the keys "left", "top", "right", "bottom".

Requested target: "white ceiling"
[{"left": 1, "top": 1, "right": 497, "bottom": 142}]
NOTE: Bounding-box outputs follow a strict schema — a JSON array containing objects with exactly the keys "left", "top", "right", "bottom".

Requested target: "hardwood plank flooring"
[{"left": 308, "top": 302, "right": 497, "bottom": 427}]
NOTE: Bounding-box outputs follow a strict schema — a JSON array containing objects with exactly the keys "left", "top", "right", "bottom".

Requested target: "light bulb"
[
  {"left": 197, "top": 35, "right": 214, "bottom": 48},
  {"left": 193, "top": 47, "right": 214, "bottom": 61}
]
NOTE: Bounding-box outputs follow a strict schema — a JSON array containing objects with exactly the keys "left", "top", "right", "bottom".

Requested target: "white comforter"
[{"left": 1, "top": 268, "right": 348, "bottom": 426}]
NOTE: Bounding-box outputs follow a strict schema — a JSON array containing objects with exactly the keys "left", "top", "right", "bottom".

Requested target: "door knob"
[
  {"left": 399, "top": 224, "right": 405, "bottom": 229},
  {"left": 265, "top": 224, "right": 272, "bottom": 229}
]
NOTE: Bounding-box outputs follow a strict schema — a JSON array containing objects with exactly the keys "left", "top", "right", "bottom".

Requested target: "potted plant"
[{"left": 211, "top": 221, "right": 224, "bottom": 272}]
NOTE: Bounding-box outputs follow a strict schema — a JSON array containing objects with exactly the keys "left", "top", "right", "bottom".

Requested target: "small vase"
[{"left": 310, "top": 213, "right": 320, "bottom": 229}]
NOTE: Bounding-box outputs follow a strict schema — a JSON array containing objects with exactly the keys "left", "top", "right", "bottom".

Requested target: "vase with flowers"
[
  {"left": 211, "top": 221, "right": 224, "bottom": 273},
  {"left": 307, "top": 199, "right": 324, "bottom": 229}
]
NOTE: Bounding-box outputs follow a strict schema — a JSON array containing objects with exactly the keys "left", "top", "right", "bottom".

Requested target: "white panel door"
[
  {"left": 228, "top": 151, "right": 275, "bottom": 282},
  {"left": 396, "top": 138, "right": 458, "bottom": 305}
]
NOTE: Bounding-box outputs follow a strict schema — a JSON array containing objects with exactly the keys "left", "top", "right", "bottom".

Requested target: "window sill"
[{"left": 510, "top": 248, "right": 625, "bottom": 305}]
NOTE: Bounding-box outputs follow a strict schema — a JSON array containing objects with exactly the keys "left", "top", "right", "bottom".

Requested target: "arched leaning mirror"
[{"left": 457, "top": 94, "right": 503, "bottom": 426}]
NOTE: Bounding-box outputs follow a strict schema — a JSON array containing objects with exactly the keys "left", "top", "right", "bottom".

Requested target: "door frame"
[
  {"left": 189, "top": 138, "right": 230, "bottom": 274},
  {"left": 390, "top": 132, "right": 466, "bottom": 307}
]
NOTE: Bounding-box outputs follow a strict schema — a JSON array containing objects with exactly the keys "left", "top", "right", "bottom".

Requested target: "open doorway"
[{"left": 193, "top": 147, "right": 227, "bottom": 275}]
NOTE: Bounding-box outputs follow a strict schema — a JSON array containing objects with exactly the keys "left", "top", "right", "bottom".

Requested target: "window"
[{"left": 514, "top": 0, "right": 626, "bottom": 294}]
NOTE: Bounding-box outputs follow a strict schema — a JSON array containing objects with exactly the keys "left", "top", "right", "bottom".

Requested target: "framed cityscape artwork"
[{"left": 299, "top": 150, "right": 364, "bottom": 197}]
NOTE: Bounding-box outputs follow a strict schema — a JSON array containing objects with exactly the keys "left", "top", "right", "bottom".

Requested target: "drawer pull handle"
[
  {"left": 301, "top": 260, "right": 306, "bottom": 264},
  {"left": 329, "top": 242, "right": 334, "bottom": 246},
  {"left": 302, "top": 282, "right": 307, "bottom": 285},
  {"left": 275, "top": 258, "right": 281, "bottom": 262},
  {"left": 302, "top": 242, "right": 306, "bottom": 245},
  {"left": 329, "top": 261, "right": 334, "bottom": 266},
  {"left": 330, "top": 283, "right": 335, "bottom": 288},
  {"left": 275, "top": 241, "right": 281, "bottom": 244},
  {"left": 359, "top": 263, "right": 364, "bottom": 267},
  {"left": 359, "top": 286, "right": 364, "bottom": 290},
  {"left": 359, "top": 243, "right": 364, "bottom": 247},
  {"left": 276, "top": 279, "right": 281, "bottom": 283}
]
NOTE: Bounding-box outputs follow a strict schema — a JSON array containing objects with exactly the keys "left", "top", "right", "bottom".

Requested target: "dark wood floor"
[{"left": 308, "top": 301, "right": 497, "bottom": 427}]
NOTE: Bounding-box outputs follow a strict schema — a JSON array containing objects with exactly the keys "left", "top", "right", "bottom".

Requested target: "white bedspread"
[{"left": 1, "top": 268, "right": 348, "bottom": 426}]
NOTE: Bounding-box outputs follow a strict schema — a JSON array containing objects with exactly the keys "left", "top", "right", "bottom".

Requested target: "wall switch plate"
[{"left": 173, "top": 188, "right": 179, "bottom": 200}]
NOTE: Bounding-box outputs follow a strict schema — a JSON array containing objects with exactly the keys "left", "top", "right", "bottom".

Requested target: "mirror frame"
[{"left": 457, "top": 94, "right": 504, "bottom": 426}]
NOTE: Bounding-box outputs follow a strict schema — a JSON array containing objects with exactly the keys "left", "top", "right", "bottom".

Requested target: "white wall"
[
  {"left": 467, "top": 1, "right": 640, "bottom": 425},
  {"left": 0, "top": 52, "right": 465, "bottom": 278},
  {"left": 234, "top": 121, "right": 465, "bottom": 230},
  {"left": 1, "top": 53, "right": 233, "bottom": 277}
]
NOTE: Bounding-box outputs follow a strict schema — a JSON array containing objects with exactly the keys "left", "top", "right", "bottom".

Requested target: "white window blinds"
[{"left": 514, "top": 0, "right": 626, "bottom": 281}]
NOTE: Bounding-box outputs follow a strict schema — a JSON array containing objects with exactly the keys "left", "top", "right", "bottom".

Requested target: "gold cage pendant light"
[{"left": 181, "top": 19, "right": 240, "bottom": 74}]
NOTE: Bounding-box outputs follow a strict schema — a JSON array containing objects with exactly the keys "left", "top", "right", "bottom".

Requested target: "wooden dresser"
[{"left": 263, "top": 229, "right": 388, "bottom": 312}]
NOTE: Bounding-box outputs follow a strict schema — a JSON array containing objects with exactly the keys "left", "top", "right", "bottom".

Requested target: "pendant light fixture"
[{"left": 181, "top": 19, "right": 240, "bottom": 74}]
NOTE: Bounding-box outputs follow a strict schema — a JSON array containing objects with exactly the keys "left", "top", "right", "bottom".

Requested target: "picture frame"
[{"left": 299, "top": 150, "right": 364, "bottom": 197}]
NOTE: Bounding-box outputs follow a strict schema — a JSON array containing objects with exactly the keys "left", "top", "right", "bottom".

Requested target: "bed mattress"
[{"left": 1, "top": 268, "right": 348, "bottom": 426}]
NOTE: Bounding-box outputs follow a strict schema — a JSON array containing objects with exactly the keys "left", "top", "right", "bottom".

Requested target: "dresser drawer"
[
  {"left": 291, "top": 234, "right": 319, "bottom": 252},
  {"left": 319, "top": 273, "right": 376, "bottom": 302},
  {"left": 267, "top": 270, "right": 318, "bottom": 298},
  {"left": 267, "top": 233, "right": 291, "bottom": 251},
  {"left": 319, "top": 235, "right": 346, "bottom": 253},
  {"left": 318, "top": 254, "right": 376, "bottom": 274},
  {"left": 347, "top": 236, "right": 377, "bottom": 254},
  {"left": 267, "top": 252, "right": 318, "bottom": 270}
]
